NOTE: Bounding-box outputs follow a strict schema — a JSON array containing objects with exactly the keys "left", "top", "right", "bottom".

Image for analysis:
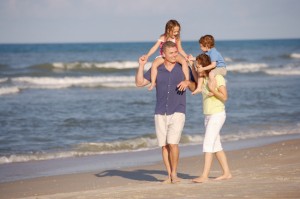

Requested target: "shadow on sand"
[{"left": 95, "top": 169, "right": 197, "bottom": 182}]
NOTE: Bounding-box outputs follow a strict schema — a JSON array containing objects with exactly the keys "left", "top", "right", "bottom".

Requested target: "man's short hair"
[{"left": 162, "top": 41, "right": 177, "bottom": 53}]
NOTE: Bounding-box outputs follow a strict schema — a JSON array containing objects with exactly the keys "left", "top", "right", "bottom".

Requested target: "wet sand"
[{"left": 0, "top": 139, "right": 299, "bottom": 199}]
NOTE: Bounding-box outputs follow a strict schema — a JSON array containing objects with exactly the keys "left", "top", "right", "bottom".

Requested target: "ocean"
[{"left": 0, "top": 39, "right": 300, "bottom": 168}]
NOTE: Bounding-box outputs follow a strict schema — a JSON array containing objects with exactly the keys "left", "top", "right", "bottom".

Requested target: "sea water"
[{"left": 0, "top": 39, "right": 300, "bottom": 166}]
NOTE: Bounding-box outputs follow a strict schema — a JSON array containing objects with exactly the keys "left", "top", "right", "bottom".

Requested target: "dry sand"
[{"left": 1, "top": 139, "right": 300, "bottom": 199}]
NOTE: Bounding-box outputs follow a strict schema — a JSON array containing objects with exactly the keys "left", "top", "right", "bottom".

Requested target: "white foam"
[
  {"left": 0, "top": 86, "right": 20, "bottom": 95},
  {"left": 290, "top": 53, "right": 300, "bottom": 59},
  {"left": 265, "top": 69, "right": 300, "bottom": 76},
  {"left": 0, "top": 128, "right": 299, "bottom": 164},
  {"left": 0, "top": 78, "right": 8, "bottom": 83},
  {"left": 227, "top": 63, "right": 268, "bottom": 73},
  {"left": 12, "top": 76, "right": 136, "bottom": 89},
  {"left": 51, "top": 61, "right": 152, "bottom": 71},
  {"left": 224, "top": 57, "right": 233, "bottom": 62},
  {"left": 264, "top": 63, "right": 300, "bottom": 76}
]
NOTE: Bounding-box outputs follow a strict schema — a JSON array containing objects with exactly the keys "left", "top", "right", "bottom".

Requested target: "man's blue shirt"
[{"left": 144, "top": 63, "right": 187, "bottom": 115}]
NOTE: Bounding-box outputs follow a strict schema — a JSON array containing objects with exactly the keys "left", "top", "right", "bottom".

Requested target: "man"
[{"left": 136, "top": 41, "right": 196, "bottom": 183}]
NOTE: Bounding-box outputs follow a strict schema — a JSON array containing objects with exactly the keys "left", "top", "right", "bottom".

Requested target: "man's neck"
[
  {"left": 164, "top": 61, "right": 176, "bottom": 71},
  {"left": 164, "top": 60, "right": 176, "bottom": 67}
]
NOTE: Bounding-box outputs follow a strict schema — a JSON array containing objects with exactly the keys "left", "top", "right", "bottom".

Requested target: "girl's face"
[{"left": 169, "top": 26, "right": 180, "bottom": 38}]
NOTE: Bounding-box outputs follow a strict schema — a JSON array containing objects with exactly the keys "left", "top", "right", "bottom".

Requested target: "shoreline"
[
  {"left": 1, "top": 134, "right": 300, "bottom": 184},
  {"left": 0, "top": 136, "right": 300, "bottom": 198}
]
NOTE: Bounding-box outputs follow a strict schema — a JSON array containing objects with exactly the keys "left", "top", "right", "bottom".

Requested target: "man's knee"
[{"left": 168, "top": 144, "right": 178, "bottom": 149}]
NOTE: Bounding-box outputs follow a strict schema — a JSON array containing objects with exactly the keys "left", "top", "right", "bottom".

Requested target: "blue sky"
[{"left": 0, "top": 0, "right": 299, "bottom": 43}]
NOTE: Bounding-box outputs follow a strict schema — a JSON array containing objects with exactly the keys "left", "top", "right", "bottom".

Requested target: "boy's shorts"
[{"left": 211, "top": 67, "right": 227, "bottom": 76}]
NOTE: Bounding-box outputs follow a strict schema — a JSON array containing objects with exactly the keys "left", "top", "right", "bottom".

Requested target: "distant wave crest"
[
  {"left": 11, "top": 76, "right": 136, "bottom": 89},
  {"left": 34, "top": 61, "right": 152, "bottom": 71},
  {"left": 290, "top": 53, "right": 300, "bottom": 59},
  {"left": 0, "top": 129, "right": 299, "bottom": 164},
  {"left": 227, "top": 63, "right": 268, "bottom": 73},
  {"left": 0, "top": 86, "right": 20, "bottom": 96},
  {"left": 227, "top": 62, "right": 300, "bottom": 76}
]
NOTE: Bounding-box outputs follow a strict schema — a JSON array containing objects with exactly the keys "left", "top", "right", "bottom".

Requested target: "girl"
[{"left": 142, "top": 19, "right": 190, "bottom": 90}]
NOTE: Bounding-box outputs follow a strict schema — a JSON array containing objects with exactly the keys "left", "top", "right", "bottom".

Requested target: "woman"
[{"left": 191, "top": 53, "right": 232, "bottom": 183}]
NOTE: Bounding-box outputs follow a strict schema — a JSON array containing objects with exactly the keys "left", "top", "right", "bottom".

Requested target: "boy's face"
[{"left": 200, "top": 44, "right": 209, "bottom": 52}]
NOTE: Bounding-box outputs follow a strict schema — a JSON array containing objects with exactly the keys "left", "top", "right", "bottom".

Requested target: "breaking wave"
[{"left": 0, "top": 128, "right": 299, "bottom": 164}]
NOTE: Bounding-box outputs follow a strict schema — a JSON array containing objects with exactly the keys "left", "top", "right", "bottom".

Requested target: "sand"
[{"left": 0, "top": 139, "right": 300, "bottom": 199}]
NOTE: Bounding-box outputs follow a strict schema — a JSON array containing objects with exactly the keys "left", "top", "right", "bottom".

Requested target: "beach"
[
  {"left": 1, "top": 138, "right": 299, "bottom": 199},
  {"left": 0, "top": 40, "right": 300, "bottom": 198}
]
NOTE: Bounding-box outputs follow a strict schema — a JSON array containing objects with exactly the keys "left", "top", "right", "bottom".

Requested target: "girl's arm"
[
  {"left": 176, "top": 38, "right": 188, "bottom": 59},
  {"left": 176, "top": 55, "right": 189, "bottom": 80},
  {"left": 145, "top": 36, "right": 164, "bottom": 60}
]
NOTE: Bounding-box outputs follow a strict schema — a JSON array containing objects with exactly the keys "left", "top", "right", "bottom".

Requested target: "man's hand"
[
  {"left": 177, "top": 80, "right": 190, "bottom": 92},
  {"left": 139, "top": 55, "right": 148, "bottom": 65}
]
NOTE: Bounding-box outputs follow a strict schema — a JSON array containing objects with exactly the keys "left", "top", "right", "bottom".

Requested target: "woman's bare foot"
[
  {"left": 192, "top": 176, "right": 208, "bottom": 183},
  {"left": 214, "top": 173, "right": 232, "bottom": 181}
]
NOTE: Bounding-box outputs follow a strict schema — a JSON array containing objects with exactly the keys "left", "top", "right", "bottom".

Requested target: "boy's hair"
[
  {"left": 199, "top": 35, "right": 215, "bottom": 48},
  {"left": 196, "top": 53, "right": 211, "bottom": 67},
  {"left": 164, "top": 19, "right": 181, "bottom": 40},
  {"left": 162, "top": 41, "right": 177, "bottom": 53}
]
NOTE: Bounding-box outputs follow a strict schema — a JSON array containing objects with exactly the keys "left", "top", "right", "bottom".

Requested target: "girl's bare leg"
[
  {"left": 191, "top": 76, "right": 203, "bottom": 95},
  {"left": 149, "top": 57, "right": 164, "bottom": 91}
]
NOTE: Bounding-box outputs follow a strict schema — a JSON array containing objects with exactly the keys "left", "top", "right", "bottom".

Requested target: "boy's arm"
[
  {"left": 199, "top": 61, "right": 217, "bottom": 72},
  {"left": 135, "top": 56, "right": 150, "bottom": 87}
]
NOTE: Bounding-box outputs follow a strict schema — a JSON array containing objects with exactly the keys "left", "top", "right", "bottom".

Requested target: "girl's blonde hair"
[{"left": 163, "top": 19, "right": 181, "bottom": 40}]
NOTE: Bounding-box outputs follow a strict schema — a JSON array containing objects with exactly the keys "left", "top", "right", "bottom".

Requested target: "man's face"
[{"left": 163, "top": 46, "right": 178, "bottom": 63}]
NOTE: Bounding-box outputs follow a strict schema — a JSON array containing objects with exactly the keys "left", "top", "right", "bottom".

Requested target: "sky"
[{"left": 0, "top": 0, "right": 300, "bottom": 43}]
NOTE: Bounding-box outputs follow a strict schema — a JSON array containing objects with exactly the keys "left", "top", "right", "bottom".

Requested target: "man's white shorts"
[{"left": 154, "top": 112, "right": 185, "bottom": 147}]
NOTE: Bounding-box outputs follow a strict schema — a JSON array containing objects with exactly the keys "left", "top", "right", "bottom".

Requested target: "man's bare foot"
[
  {"left": 191, "top": 88, "right": 202, "bottom": 95},
  {"left": 192, "top": 176, "right": 208, "bottom": 183},
  {"left": 171, "top": 175, "right": 181, "bottom": 184},
  {"left": 162, "top": 178, "right": 172, "bottom": 184},
  {"left": 214, "top": 173, "right": 232, "bottom": 181},
  {"left": 148, "top": 83, "right": 156, "bottom": 91}
]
